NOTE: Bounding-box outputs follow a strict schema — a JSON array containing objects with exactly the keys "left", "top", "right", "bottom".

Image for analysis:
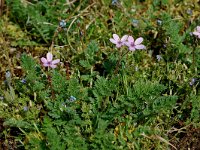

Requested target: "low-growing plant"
[{"left": 0, "top": 0, "right": 200, "bottom": 149}]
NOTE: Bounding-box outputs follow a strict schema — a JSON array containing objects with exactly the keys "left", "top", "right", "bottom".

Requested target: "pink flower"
[
  {"left": 110, "top": 34, "right": 128, "bottom": 48},
  {"left": 41, "top": 52, "right": 60, "bottom": 68},
  {"left": 193, "top": 26, "right": 200, "bottom": 39},
  {"left": 125, "top": 36, "right": 146, "bottom": 51}
]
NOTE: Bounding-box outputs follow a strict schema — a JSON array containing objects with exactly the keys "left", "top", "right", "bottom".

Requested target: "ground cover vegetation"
[{"left": 0, "top": 0, "right": 200, "bottom": 149}]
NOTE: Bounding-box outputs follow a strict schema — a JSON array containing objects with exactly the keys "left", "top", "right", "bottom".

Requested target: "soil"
[
  {"left": 169, "top": 125, "right": 200, "bottom": 150},
  {"left": 0, "top": 118, "right": 18, "bottom": 150}
]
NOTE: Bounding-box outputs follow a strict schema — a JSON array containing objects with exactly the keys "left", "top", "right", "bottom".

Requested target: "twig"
[{"left": 50, "top": 27, "right": 62, "bottom": 53}]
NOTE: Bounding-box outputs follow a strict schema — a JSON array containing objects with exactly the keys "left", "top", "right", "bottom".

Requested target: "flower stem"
[
  {"left": 193, "top": 38, "right": 198, "bottom": 75},
  {"left": 114, "top": 50, "right": 129, "bottom": 74},
  {"left": 47, "top": 69, "right": 55, "bottom": 99}
]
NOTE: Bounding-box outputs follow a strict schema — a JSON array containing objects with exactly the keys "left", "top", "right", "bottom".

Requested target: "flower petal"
[
  {"left": 135, "top": 37, "right": 143, "bottom": 45},
  {"left": 43, "top": 63, "right": 49, "bottom": 67},
  {"left": 41, "top": 57, "right": 47, "bottom": 63},
  {"left": 125, "top": 41, "right": 131, "bottom": 47},
  {"left": 128, "top": 36, "right": 134, "bottom": 43},
  {"left": 135, "top": 44, "right": 146, "bottom": 50},
  {"left": 197, "top": 26, "right": 200, "bottom": 32},
  {"left": 193, "top": 32, "right": 200, "bottom": 36},
  {"left": 129, "top": 47, "right": 136, "bottom": 51},
  {"left": 47, "top": 52, "right": 53, "bottom": 62},
  {"left": 116, "top": 43, "right": 122, "bottom": 48},
  {"left": 113, "top": 34, "right": 120, "bottom": 41},
  {"left": 121, "top": 35, "right": 128, "bottom": 42},
  {"left": 52, "top": 59, "right": 60, "bottom": 65},
  {"left": 110, "top": 38, "right": 117, "bottom": 44},
  {"left": 50, "top": 64, "right": 57, "bottom": 68}
]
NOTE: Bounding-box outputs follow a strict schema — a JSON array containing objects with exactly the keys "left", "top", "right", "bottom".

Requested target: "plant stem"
[
  {"left": 114, "top": 50, "right": 129, "bottom": 74},
  {"left": 47, "top": 69, "right": 55, "bottom": 99},
  {"left": 193, "top": 38, "right": 198, "bottom": 75},
  {"left": 50, "top": 27, "right": 61, "bottom": 53}
]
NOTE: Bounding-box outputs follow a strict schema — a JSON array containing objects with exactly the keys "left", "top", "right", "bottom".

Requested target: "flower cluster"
[
  {"left": 109, "top": 34, "right": 128, "bottom": 48},
  {"left": 156, "top": 55, "right": 162, "bottom": 62},
  {"left": 110, "top": 34, "right": 146, "bottom": 51},
  {"left": 59, "top": 20, "right": 66, "bottom": 28},
  {"left": 193, "top": 26, "right": 200, "bottom": 39},
  {"left": 41, "top": 52, "right": 60, "bottom": 68}
]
